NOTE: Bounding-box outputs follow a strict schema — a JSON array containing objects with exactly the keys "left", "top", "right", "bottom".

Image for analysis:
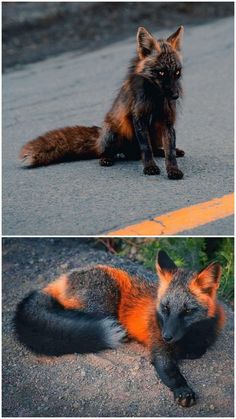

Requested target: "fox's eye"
[
  {"left": 159, "top": 71, "right": 165, "bottom": 77},
  {"left": 162, "top": 304, "right": 170, "bottom": 314},
  {"left": 183, "top": 307, "right": 192, "bottom": 315},
  {"left": 175, "top": 70, "right": 181, "bottom": 78}
]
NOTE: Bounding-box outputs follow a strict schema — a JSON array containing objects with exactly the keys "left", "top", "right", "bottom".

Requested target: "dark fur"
[
  {"left": 19, "top": 26, "right": 185, "bottom": 178},
  {"left": 14, "top": 290, "right": 124, "bottom": 356}
]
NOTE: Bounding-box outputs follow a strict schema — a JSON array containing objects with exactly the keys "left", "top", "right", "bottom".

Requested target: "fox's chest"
[
  {"left": 174, "top": 319, "right": 218, "bottom": 360},
  {"left": 150, "top": 99, "right": 176, "bottom": 125}
]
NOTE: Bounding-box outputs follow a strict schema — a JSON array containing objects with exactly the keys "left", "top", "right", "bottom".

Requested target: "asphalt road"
[
  {"left": 3, "top": 17, "right": 233, "bottom": 235},
  {"left": 2, "top": 239, "right": 234, "bottom": 417}
]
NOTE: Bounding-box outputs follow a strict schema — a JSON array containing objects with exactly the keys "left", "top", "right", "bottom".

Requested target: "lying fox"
[
  {"left": 20, "top": 26, "right": 185, "bottom": 179},
  {"left": 15, "top": 251, "right": 225, "bottom": 407}
]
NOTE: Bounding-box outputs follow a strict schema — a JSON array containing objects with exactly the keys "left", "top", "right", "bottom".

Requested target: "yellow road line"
[{"left": 107, "top": 193, "right": 234, "bottom": 236}]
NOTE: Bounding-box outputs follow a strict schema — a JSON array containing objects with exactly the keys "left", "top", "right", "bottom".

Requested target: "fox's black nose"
[
  {"left": 163, "top": 333, "right": 173, "bottom": 342},
  {"left": 171, "top": 93, "right": 179, "bottom": 100}
]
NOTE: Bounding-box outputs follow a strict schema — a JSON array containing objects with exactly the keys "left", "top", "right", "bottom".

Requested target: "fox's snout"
[
  {"left": 161, "top": 314, "right": 185, "bottom": 344},
  {"left": 170, "top": 92, "right": 179, "bottom": 100},
  {"left": 162, "top": 331, "right": 174, "bottom": 343},
  {"left": 165, "top": 85, "right": 180, "bottom": 100}
]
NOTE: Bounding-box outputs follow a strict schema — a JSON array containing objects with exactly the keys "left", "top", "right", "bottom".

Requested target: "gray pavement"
[
  {"left": 3, "top": 17, "right": 234, "bottom": 236},
  {"left": 2, "top": 239, "right": 234, "bottom": 417},
  {"left": 182, "top": 215, "right": 234, "bottom": 236}
]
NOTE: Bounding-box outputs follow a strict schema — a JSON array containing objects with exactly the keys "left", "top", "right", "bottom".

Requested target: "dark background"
[{"left": 3, "top": 1, "right": 234, "bottom": 72}]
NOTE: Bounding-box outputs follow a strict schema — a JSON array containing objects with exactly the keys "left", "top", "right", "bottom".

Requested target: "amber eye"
[
  {"left": 183, "top": 307, "right": 192, "bottom": 315},
  {"left": 159, "top": 71, "right": 165, "bottom": 77},
  {"left": 162, "top": 304, "right": 170, "bottom": 314}
]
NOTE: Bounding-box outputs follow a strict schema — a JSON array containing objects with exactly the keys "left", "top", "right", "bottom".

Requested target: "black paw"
[
  {"left": 167, "top": 166, "right": 183, "bottom": 180},
  {"left": 176, "top": 148, "right": 185, "bottom": 157},
  {"left": 143, "top": 165, "right": 160, "bottom": 175},
  {"left": 174, "top": 386, "right": 196, "bottom": 407},
  {"left": 99, "top": 157, "right": 114, "bottom": 167}
]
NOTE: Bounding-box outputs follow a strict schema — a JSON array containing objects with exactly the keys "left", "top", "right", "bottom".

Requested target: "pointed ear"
[
  {"left": 156, "top": 250, "right": 177, "bottom": 283},
  {"left": 191, "top": 262, "right": 222, "bottom": 294},
  {"left": 137, "top": 27, "right": 156, "bottom": 59},
  {"left": 167, "top": 26, "right": 184, "bottom": 51}
]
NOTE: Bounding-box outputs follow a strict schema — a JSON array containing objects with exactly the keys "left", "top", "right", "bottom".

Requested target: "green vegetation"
[{"left": 100, "top": 238, "right": 234, "bottom": 302}]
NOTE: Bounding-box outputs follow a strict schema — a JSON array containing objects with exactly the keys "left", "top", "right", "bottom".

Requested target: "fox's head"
[
  {"left": 156, "top": 250, "right": 222, "bottom": 344},
  {"left": 135, "top": 26, "right": 184, "bottom": 100}
]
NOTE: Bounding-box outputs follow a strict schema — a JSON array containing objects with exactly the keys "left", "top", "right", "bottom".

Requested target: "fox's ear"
[
  {"left": 167, "top": 26, "right": 184, "bottom": 51},
  {"left": 156, "top": 250, "right": 177, "bottom": 283},
  {"left": 137, "top": 27, "right": 156, "bottom": 58},
  {"left": 191, "top": 262, "right": 222, "bottom": 294}
]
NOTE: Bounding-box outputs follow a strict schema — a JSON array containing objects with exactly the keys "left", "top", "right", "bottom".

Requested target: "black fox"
[
  {"left": 20, "top": 26, "right": 185, "bottom": 179},
  {"left": 15, "top": 251, "right": 225, "bottom": 407}
]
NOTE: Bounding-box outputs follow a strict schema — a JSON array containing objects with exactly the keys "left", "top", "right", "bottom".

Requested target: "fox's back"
[{"left": 44, "top": 264, "right": 157, "bottom": 319}]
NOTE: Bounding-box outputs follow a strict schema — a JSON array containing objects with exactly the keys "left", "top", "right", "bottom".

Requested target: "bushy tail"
[
  {"left": 19, "top": 125, "right": 102, "bottom": 168},
  {"left": 14, "top": 291, "right": 126, "bottom": 355}
]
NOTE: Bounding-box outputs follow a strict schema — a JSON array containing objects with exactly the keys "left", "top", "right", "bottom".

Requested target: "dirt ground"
[
  {"left": 3, "top": 2, "right": 234, "bottom": 72},
  {"left": 2, "top": 239, "right": 234, "bottom": 417}
]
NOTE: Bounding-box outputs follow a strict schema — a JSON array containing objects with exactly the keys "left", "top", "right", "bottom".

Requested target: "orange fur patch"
[
  {"left": 135, "top": 59, "right": 146, "bottom": 74},
  {"left": 156, "top": 268, "right": 174, "bottom": 306},
  {"left": 43, "top": 275, "right": 83, "bottom": 309},
  {"left": 189, "top": 263, "right": 222, "bottom": 317},
  {"left": 119, "top": 295, "right": 156, "bottom": 347},
  {"left": 98, "top": 265, "right": 163, "bottom": 348},
  {"left": 97, "top": 265, "right": 132, "bottom": 292},
  {"left": 115, "top": 106, "right": 134, "bottom": 140},
  {"left": 188, "top": 277, "right": 217, "bottom": 317},
  {"left": 97, "top": 265, "right": 155, "bottom": 345}
]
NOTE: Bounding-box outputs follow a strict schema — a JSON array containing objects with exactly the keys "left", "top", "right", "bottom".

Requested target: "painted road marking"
[{"left": 107, "top": 193, "right": 234, "bottom": 236}]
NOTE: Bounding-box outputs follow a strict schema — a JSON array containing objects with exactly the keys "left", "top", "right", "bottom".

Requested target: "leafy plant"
[{"left": 214, "top": 238, "right": 234, "bottom": 301}]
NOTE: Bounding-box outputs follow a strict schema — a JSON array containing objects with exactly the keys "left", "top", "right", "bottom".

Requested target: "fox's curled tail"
[
  {"left": 14, "top": 291, "right": 126, "bottom": 355},
  {"left": 19, "top": 125, "right": 102, "bottom": 168}
]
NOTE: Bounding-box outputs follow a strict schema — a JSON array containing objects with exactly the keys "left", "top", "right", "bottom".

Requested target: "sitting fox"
[
  {"left": 15, "top": 251, "right": 225, "bottom": 407},
  {"left": 20, "top": 26, "right": 185, "bottom": 179}
]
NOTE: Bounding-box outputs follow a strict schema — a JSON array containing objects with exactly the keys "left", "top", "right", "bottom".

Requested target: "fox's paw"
[
  {"left": 167, "top": 166, "right": 183, "bottom": 180},
  {"left": 99, "top": 157, "right": 114, "bottom": 167},
  {"left": 143, "top": 165, "right": 160, "bottom": 175},
  {"left": 176, "top": 148, "right": 185, "bottom": 157},
  {"left": 174, "top": 386, "right": 196, "bottom": 408}
]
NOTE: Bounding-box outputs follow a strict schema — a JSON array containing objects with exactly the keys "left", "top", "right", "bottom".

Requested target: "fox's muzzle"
[
  {"left": 166, "top": 90, "right": 179, "bottom": 100},
  {"left": 161, "top": 315, "right": 185, "bottom": 343},
  {"left": 170, "top": 92, "right": 179, "bottom": 100}
]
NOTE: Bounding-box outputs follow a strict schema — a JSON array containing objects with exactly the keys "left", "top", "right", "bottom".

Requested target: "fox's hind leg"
[{"left": 99, "top": 126, "right": 119, "bottom": 167}]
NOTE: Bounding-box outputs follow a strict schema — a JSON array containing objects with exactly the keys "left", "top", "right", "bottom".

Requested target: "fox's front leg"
[
  {"left": 152, "top": 351, "right": 196, "bottom": 407},
  {"left": 133, "top": 116, "right": 160, "bottom": 175},
  {"left": 162, "top": 125, "right": 184, "bottom": 179}
]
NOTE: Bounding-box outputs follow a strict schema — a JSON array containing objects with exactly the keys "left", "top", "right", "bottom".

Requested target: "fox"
[
  {"left": 14, "top": 250, "right": 225, "bottom": 407},
  {"left": 19, "top": 26, "right": 185, "bottom": 179}
]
